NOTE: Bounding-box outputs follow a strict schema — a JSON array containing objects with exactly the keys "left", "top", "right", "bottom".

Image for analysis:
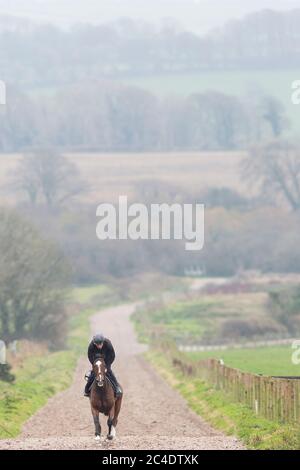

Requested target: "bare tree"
[
  {"left": 0, "top": 208, "right": 70, "bottom": 346},
  {"left": 186, "top": 92, "right": 248, "bottom": 150},
  {"left": 242, "top": 140, "right": 300, "bottom": 211},
  {"left": 260, "top": 95, "right": 289, "bottom": 137},
  {"left": 15, "top": 149, "right": 87, "bottom": 207}
]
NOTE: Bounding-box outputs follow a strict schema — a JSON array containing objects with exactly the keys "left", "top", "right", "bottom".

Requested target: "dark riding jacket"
[{"left": 87, "top": 338, "right": 115, "bottom": 368}]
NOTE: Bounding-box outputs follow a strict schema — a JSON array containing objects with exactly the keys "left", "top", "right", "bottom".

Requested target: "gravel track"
[{"left": 0, "top": 304, "right": 244, "bottom": 450}]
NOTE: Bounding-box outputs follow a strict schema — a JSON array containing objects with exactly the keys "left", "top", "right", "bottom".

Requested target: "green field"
[
  {"left": 120, "top": 69, "right": 300, "bottom": 133},
  {"left": 133, "top": 277, "right": 300, "bottom": 449},
  {"left": 133, "top": 291, "right": 269, "bottom": 344},
  {"left": 133, "top": 284, "right": 299, "bottom": 377},
  {"left": 187, "top": 345, "right": 299, "bottom": 377},
  {"left": 72, "top": 283, "right": 119, "bottom": 306}
]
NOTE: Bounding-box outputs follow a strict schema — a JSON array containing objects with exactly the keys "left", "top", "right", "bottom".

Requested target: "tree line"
[
  {"left": 1, "top": 10, "right": 300, "bottom": 90},
  {"left": 0, "top": 83, "right": 288, "bottom": 152}
]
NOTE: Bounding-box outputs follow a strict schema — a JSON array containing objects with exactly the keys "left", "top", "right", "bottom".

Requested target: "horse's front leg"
[
  {"left": 91, "top": 407, "right": 101, "bottom": 440},
  {"left": 107, "top": 405, "right": 116, "bottom": 440}
]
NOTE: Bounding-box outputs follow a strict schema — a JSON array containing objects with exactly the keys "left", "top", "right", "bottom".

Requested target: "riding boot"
[
  {"left": 106, "top": 369, "right": 122, "bottom": 397},
  {"left": 84, "top": 371, "right": 95, "bottom": 396}
]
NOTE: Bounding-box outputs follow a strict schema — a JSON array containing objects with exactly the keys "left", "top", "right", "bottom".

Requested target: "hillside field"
[{"left": 0, "top": 151, "right": 246, "bottom": 205}]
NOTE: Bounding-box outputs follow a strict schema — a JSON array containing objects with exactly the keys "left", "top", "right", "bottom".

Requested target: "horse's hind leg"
[
  {"left": 112, "top": 395, "right": 122, "bottom": 428},
  {"left": 107, "top": 396, "right": 122, "bottom": 440},
  {"left": 92, "top": 408, "right": 101, "bottom": 439}
]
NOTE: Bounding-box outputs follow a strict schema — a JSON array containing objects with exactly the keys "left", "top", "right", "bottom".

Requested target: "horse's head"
[{"left": 93, "top": 356, "right": 107, "bottom": 388}]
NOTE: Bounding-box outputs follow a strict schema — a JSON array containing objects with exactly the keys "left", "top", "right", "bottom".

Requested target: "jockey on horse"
[{"left": 84, "top": 333, "right": 123, "bottom": 398}]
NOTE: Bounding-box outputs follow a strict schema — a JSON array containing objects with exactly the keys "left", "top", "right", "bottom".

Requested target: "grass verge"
[
  {"left": 0, "top": 350, "right": 77, "bottom": 438},
  {"left": 145, "top": 349, "right": 300, "bottom": 450}
]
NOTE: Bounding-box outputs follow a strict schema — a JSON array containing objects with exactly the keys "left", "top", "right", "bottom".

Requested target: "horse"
[{"left": 89, "top": 356, "right": 122, "bottom": 440}]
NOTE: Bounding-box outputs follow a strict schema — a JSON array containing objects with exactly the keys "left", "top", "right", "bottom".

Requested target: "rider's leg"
[
  {"left": 84, "top": 371, "right": 95, "bottom": 396},
  {"left": 106, "top": 368, "right": 122, "bottom": 397}
]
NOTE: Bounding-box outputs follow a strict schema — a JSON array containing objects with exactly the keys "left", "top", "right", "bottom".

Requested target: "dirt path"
[{"left": 0, "top": 304, "right": 244, "bottom": 450}]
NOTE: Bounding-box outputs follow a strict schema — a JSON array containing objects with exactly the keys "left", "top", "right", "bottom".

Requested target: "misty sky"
[{"left": 0, "top": 0, "right": 300, "bottom": 33}]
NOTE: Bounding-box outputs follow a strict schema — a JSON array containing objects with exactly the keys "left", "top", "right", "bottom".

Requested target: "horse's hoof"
[
  {"left": 94, "top": 435, "right": 101, "bottom": 441},
  {"left": 107, "top": 426, "right": 116, "bottom": 440}
]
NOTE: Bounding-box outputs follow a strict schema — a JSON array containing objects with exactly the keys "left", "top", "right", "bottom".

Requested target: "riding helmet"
[{"left": 93, "top": 333, "right": 105, "bottom": 345}]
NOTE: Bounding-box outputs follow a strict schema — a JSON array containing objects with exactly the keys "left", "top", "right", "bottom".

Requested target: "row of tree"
[
  {"left": 0, "top": 10, "right": 300, "bottom": 89},
  {"left": 23, "top": 202, "right": 300, "bottom": 284},
  {"left": 0, "top": 84, "right": 288, "bottom": 152}
]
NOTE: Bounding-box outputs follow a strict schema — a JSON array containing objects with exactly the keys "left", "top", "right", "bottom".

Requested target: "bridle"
[{"left": 94, "top": 357, "right": 107, "bottom": 388}]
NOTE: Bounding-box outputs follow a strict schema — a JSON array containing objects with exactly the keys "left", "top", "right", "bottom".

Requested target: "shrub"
[
  {"left": 0, "top": 364, "right": 15, "bottom": 383},
  {"left": 219, "top": 317, "right": 286, "bottom": 340}
]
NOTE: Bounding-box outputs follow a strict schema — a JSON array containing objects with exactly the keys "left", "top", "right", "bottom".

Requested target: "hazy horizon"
[{"left": 1, "top": 0, "right": 300, "bottom": 33}]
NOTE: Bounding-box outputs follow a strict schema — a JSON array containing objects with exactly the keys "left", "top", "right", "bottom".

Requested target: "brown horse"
[{"left": 90, "top": 356, "right": 122, "bottom": 440}]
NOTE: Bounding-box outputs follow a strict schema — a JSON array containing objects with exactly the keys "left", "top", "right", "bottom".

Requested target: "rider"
[{"left": 84, "top": 333, "right": 123, "bottom": 398}]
